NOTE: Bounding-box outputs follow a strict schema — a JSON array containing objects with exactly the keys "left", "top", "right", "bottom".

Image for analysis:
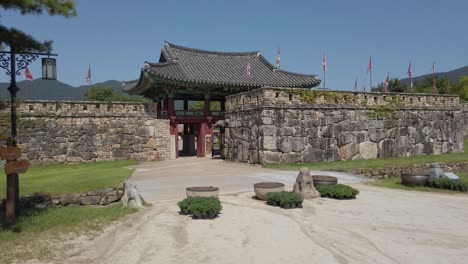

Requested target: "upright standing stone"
[
  {"left": 293, "top": 168, "right": 320, "bottom": 199},
  {"left": 121, "top": 181, "right": 145, "bottom": 208}
]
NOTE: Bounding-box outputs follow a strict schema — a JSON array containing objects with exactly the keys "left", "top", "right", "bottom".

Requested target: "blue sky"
[{"left": 2, "top": 0, "right": 467, "bottom": 90}]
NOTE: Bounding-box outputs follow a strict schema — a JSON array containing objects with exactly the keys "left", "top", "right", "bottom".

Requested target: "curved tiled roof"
[{"left": 124, "top": 41, "right": 320, "bottom": 93}]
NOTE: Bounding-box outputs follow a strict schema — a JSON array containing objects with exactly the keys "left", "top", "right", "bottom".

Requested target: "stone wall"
[
  {"left": 348, "top": 162, "right": 468, "bottom": 179},
  {"left": 225, "top": 88, "right": 465, "bottom": 164},
  {"left": 0, "top": 100, "right": 170, "bottom": 163},
  {"left": 0, "top": 182, "right": 124, "bottom": 209}
]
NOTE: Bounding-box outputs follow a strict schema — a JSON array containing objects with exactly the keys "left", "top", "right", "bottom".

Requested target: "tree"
[
  {"left": 0, "top": 0, "right": 76, "bottom": 52},
  {"left": 451, "top": 76, "right": 468, "bottom": 101},
  {"left": 372, "top": 78, "right": 408, "bottom": 93},
  {"left": 84, "top": 86, "right": 151, "bottom": 102},
  {"left": 413, "top": 75, "right": 456, "bottom": 94}
]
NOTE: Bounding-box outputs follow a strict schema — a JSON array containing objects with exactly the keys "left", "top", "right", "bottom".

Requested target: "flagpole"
[
  {"left": 323, "top": 66, "right": 326, "bottom": 89},
  {"left": 432, "top": 61, "right": 436, "bottom": 93},
  {"left": 370, "top": 67, "right": 372, "bottom": 91}
]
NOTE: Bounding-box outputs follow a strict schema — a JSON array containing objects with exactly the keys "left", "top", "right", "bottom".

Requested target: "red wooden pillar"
[
  {"left": 197, "top": 123, "right": 205, "bottom": 157},
  {"left": 168, "top": 94, "right": 178, "bottom": 158}
]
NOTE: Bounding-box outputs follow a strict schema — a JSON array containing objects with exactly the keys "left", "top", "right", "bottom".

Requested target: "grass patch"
[
  {"left": 369, "top": 172, "right": 468, "bottom": 194},
  {"left": 0, "top": 160, "right": 138, "bottom": 199},
  {"left": 0, "top": 204, "right": 136, "bottom": 263},
  {"left": 264, "top": 139, "right": 468, "bottom": 171}
]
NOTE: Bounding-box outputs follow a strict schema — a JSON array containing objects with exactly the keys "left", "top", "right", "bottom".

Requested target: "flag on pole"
[
  {"left": 354, "top": 77, "right": 358, "bottom": 91},
  {"left": 24, "top": 67, "right": 33, "bottom": 81},
  {"left": 322, "top": 50, "right": 327, "bottom": 72},
  {"left": 275, "top": 47, "right": 280, "bottom": 69},
  {"left": 86, "top": 66, "right": 92, "bottom": 85},
  {"left": 432, "top": 61, "right": 437, "bottom": 93},
  {"left": 384, "top": 73, "right": 390, "bottom": 93},
  {"left": 366, "top": 56, "right": 372, "bottom": 75},
  {"left": 407, "top": 60, "right": 413, "bottom": 92},
  {"left": 407, "top": 60, "right": 412, "bottom": 78}
]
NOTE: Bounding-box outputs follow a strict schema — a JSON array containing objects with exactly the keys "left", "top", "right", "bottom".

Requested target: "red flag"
[
  {"left": 366, "top": 56, "right": 372, "bottom": 75},
  {"left": 24, "top": 67, "right": 33, "bottom": 81},
  {"left": 354, "top": 77, "right": 357, "bottom": 91},
  {"left": 384, "top": 73, "right": 390, "bottom": 93},
  {"left": 407, "top": 60, "right": 412, "bottom": 78},
  {"left": 322, "top": 50, "right": 327, "bottom": 72},
  {"left": 86, "top": 66, "right": 92, "bottom": 85},
  {"left": 275, "top": 47, "right": 280, "bottom": 69}
]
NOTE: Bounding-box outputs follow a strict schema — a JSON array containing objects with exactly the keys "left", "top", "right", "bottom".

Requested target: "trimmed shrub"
[
  {"left": 177, "top": 197, "right": 222, "bottom": 218},
  {"left": 266, "top": 191, "right": 303, "bottom": 208},
  {"left": 426, "top": 178, "right": 468, "bottom": 192},
  {"left": 316, "top": 184, "right": 359, "bottom": 199}
]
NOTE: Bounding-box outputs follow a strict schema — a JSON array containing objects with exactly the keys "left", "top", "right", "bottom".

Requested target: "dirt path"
[{"left": 62, "top": 184, "right": 468, "bottom": 264}]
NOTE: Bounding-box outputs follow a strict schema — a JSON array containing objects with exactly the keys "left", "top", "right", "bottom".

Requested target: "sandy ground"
[{"left": 61, "top": 183, "right": 468, "bottom": 264}]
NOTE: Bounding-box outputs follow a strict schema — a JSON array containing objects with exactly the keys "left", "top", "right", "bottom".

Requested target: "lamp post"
[{"left": 0, "top": 46, "right": 57, "bottom": 224}]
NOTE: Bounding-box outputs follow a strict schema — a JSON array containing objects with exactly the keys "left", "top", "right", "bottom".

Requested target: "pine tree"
[{"left": 0, "top": 0, "right": 76, "bottom": 52}]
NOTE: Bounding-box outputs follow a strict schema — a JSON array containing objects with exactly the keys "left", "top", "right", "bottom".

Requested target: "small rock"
[{"left": 426, "top": 162, "right": 445, "bottom": 178}]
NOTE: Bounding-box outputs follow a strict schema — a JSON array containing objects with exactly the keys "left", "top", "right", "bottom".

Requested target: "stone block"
[
  {"left": 277, "top": 137, "right": 293, "bottom": 153},
  {"left": 324, "top": 147, "right": 341, "bottom": 161},
  {"left": 379, "top": 139, "right": 397, "bottom": 158},
  {"left": 356, "top": 131, "right": 369, "bottom": 143},
  {"left": 262, "top": 151, "right": 282, "bottom": 164},
  {"left": 262, "top": 136, "right": 277, "bottom": 150},
  {"left": 337, "top": 133, "right": 355, "bottom": 147},
  {"left": 260, "top": 125, "right": 277, "bottom": 136},
  {"left": 302, "top": 148, "right": 324, "bottom": 162},
  {"left": 282, "top": 153, "right": 302, "bottom": 163},
  {"left": 369, "top": 129, "right": 387, "bottom": 142},
  {"left": 145, "top": 138, "right": 158, "bottom": 149},
  {"left": 292, "top": 137, "right": 306, "bottom": 152},
  {"left": 359, "top": 141, "right": 377, "bottom": 159},
  {"left": 339, "top": 142, "right": 358, "bottom": 160},
  {"left": 59, "top": 193, "right": 81, "bottom": 206},
  {"left": 80, "top": 195, "right": 102, "bottom": 205}
]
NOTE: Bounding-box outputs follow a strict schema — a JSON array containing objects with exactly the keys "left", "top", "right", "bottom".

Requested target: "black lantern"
[{"left": 42, "top": 57, "right": 57, "bottom": 80}]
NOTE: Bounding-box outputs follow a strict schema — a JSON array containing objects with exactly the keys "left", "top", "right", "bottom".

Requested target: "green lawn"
[
  {"left": 0, "top": 160, "right": 138, "bottom": 199},
  {"left": 369, "top": 172, "right": 468, "bottom": 194},
  {"left": 264, "top": 139, "right": 468, "bottom": 171},
  {"left": 0, "top": 160, "right": 140, "bottom": 263}
]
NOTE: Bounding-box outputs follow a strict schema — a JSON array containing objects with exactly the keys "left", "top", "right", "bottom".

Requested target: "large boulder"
[
  {"left": 293, "top": 168, "right": 320, "bottom": 199},
  {"left": 121, "top": 181, "right": 145, "bottom": 208}
]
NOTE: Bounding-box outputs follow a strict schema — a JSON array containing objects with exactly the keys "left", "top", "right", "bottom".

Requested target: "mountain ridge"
[{"left": 0, "top": 79, "right": 125, "bottom": 101}]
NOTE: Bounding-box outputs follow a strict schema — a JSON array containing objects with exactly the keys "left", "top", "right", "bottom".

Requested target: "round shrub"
[
  {"left": 266, "top": 191, "right": 303, "bottom": 208},
  {"left": 177, "top": 197, "right": 222, "bottom": 217},
  {"left": 316, "top": 184, "right": 359, "bottom": 199}
]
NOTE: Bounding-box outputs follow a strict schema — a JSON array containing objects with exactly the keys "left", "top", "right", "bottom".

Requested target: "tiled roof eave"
[{"left": 144, "top": 68, "right": 318, "bottom": 88}]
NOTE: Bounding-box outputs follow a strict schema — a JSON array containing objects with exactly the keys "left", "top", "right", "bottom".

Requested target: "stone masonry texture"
[
  {"left": 0, "top": 101, "right": 170, "bottom": 163},
  {"left": 225, "top": 88, "right": 465, "bottom": 164}
]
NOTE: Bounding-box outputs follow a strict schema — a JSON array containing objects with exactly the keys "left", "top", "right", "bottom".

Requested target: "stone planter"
[
  {"left": 400, "top": 174, "right": 429, "bottom": 186},
  {"left": 254, "top": 182, "right": 285, "bottom": 200},
  {"left": 186, "top": 186, "right": 219, "bottom": 198},
  {"left": 312, "top": 175, "right": 338, "bottom": 186}
]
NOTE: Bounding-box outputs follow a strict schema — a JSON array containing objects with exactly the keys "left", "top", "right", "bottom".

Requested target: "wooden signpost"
[{"left": 0, "top": 135, "right": 30, "bottom": 224}]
